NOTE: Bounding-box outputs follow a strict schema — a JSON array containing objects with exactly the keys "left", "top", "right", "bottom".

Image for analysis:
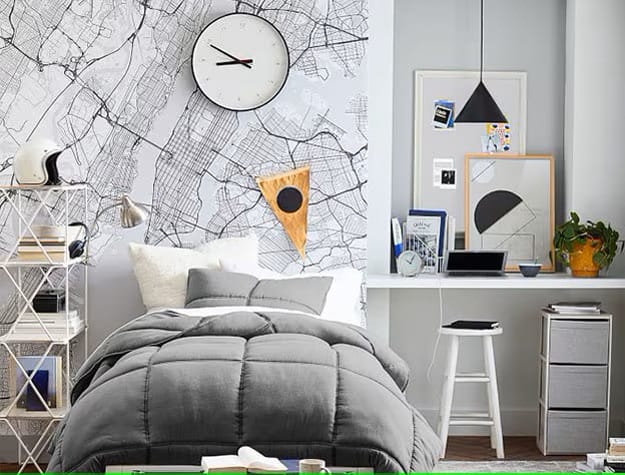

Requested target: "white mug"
[{"left": 299, "top": 459, "right": 331, "bottom": 474}]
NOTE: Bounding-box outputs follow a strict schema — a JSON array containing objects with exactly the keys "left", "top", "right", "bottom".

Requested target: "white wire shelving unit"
[{"left": 0, "top": 184, "right": 88, "bottom": 473}]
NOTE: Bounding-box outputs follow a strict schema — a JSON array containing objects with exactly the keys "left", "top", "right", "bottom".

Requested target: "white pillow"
[
  {"left": 194, "top": 234, "right": 258, "bottom": 265},
  {"left": 220, "top": 260, "right": 363, "bottom": 326},
  {"left": 128, "top": 243, "right": 220, "bottom": 309}
]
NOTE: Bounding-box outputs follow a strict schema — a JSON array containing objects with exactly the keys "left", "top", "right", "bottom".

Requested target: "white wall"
[
  {"left": 392, "top": 0, "right": 567, "bottom": 219},
  {"left": 366, "top": 0, "right": 395, "bottom": 341},
  {"left": 565, "top": 0, "right": 625, "bottom": 277}
]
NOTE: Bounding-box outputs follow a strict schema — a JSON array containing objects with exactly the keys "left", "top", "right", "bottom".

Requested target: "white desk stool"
[{"left": 438, "top": 325, "right": 505, "bottom": 459}]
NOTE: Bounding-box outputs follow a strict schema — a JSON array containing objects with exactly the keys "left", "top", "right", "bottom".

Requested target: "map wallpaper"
[
  {"left": 0, "top": 0, "right": 368, "bottom": 270},
  {"left": 0, "top": 0, "right": 368, "bottom": 421}
]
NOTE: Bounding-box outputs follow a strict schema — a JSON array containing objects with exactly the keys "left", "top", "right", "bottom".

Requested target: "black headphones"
[{"left": 68, "top": 222, "right": 89, "bottom": 259}]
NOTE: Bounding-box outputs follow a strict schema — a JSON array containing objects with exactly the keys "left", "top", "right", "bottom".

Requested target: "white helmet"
[{"left": 13, "top": 138, "right": 63, "bottom": 185}]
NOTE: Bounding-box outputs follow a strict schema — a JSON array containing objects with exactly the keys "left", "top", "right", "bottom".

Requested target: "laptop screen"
[{"left": 446, "top": 251, "right": 507, "bottom": 273}]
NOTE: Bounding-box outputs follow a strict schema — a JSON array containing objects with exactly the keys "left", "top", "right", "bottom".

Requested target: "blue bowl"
[{"left": 519, "top": 263, "right": 542, "bottom": 277}]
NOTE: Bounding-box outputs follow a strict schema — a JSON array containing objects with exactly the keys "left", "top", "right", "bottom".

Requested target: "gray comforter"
[{"left": 48, "top": 310, "right": 442, "bottom": 472}]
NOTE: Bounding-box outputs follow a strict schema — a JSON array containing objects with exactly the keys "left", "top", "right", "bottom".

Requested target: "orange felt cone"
[{"left": 256, "top": 166, "right": 309, "bottom": 259}]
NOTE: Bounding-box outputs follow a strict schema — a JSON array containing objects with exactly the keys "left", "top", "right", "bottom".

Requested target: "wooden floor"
[
  {"left": 445, "top": 436, "right": 583, "bottom": 461},
  {"left": 0, "top": 437, "right": 583, "bottom": 471}
]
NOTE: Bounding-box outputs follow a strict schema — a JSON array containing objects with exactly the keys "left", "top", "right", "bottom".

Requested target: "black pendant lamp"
[{"left": 455, "top": 0, "right": 508, "bottom": 123}]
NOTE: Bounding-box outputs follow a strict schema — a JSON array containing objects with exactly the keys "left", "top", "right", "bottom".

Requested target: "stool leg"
[
  {"left": 483, "top": 339, "right": 496, "bottom": 450},
  {"left": 438, "top": 335, "right": 459, "bottom": 458},
  {"left": 483, "top": 335, "right": 505, "bottom": 459}
]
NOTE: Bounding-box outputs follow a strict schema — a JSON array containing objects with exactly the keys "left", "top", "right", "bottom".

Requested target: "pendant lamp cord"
[{"left": 480, "top": 0, "right": 484, "bottom": 82}]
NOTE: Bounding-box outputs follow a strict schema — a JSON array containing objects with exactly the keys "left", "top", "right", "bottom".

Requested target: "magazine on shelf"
[
  {"left": 548, "top": 301, "right": 601, "bottom": 314},
  {"left": 406, "top": 209, "right": 447, "bottom": 272},
  {"left": 9, "top": 355, "right": 62, "bottom": 409}
]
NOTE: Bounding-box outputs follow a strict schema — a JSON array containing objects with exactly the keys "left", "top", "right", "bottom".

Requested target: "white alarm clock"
[
  {"left": 397, "top": 250, "right": 424, "bottom": 277},
  {"left": 191, "top": 13, "right": 290, "bottom": 111}
]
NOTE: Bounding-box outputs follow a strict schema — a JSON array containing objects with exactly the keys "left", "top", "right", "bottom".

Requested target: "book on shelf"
[
  {"left": 405, "top": 209, "right": 447, "bottom": 272},
  {"left": 446, "top": 215, "right": 456, "bottom": 253},
  {"left": 390, "top": 217, "right": 402, "bottom": 273},
  {"left": 8, "top": 355, "right": 62, "bottom": 409},
  {"left": 391, "top": 217, "right": 403, "bottom": 258},
  {"left": 14, "top": 251, "right": 67, "bottom": 262},
  {"left": 18, "top": 245, "right": 67, "bottom": 253},
  {"left": 12, "top": 323, "right": 82, "bottom": 334},
  {"left": 19, "top": 237, "right": 66, "bottom": 244},
  {"left": 19, "top": 225, "right": 81, "bottom": 242},
  {"left": 10, "top": 322, "right": 83, "bottom": 339},
  {"left": 201, "top": 447, "right": 287, "bottom": 473},
  {"left": 610, "top": 438, "right": 625, "bottom": 456},
  {"left": 16, "top": 310, "right": 79, "bottom": 324},
  {"left": 548, "top": 301, "right": 601, "bottom": 314}
]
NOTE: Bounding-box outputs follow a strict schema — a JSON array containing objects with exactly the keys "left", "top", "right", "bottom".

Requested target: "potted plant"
[{"left": 554, "top": 212, "right": 624, "bottom": 277}]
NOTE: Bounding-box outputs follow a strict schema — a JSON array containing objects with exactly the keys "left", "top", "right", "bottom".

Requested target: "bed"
[
  {"left": 47, "top": 242, "right": 442, "bottom": 472},
  {"left": 47, "top": 306, "right": 441, "bottom": 472}
]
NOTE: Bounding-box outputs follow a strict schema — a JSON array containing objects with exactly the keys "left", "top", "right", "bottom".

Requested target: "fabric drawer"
[
  {"left": 547, "top": 365, "right": 608, "bottom": 409},
  {"left": 549, "top": 320, "right": 610, "bottom": 364},
  {"left": 546, "top": 410, "right": 606, "bottom": 454}
]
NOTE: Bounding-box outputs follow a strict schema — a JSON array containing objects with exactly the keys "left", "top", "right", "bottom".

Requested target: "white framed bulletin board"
[{"left": 413, "top": 70, "right": 527, "bottom": 231}]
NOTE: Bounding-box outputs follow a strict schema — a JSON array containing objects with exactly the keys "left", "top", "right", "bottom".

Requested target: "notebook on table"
[{"left": 443, "top": 320, "right": 500, "bottom": 330}]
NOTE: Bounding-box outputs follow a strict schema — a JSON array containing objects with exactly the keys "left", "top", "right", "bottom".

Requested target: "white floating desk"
[
  {"left": 367, "top": 273, "right": 625, "bottom": 290},
  {"left": 366, "top": 273, "right": 625, "bottom": 345}
]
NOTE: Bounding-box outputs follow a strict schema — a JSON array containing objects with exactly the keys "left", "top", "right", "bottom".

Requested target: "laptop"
[{"left": 444, "top": 250, "right": 508, "bottom": 277}]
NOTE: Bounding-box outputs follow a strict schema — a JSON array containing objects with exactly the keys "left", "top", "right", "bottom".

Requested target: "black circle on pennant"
[{"left": 276, "top": 186, "right": 303, "bottom": 213}]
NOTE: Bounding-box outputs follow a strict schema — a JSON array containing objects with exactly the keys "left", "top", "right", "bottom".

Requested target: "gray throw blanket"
[{"left": 47, "top": 310, "right": 442, "bottom": 472}]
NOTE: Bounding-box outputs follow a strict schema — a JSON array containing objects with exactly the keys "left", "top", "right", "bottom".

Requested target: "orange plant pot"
[{"left": 569, "top": 239, "right": 602, "bottom": 277}]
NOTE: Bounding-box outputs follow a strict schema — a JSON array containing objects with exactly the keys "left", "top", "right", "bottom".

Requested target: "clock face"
[
  {"left": 192, "top": 13, "right": 290, "bottom": 111},
  {"left": 397, "top": 250, "right": 424, "bottom": 277}
]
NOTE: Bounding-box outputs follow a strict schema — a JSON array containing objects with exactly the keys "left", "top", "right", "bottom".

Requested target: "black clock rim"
[{"left": 191, "top": 11, "right": 291, "bottom": 113}]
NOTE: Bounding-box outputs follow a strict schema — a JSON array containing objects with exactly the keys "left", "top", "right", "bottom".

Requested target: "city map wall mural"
[{"left": 0, "top": 0, "right": 368, "bottom": 410}]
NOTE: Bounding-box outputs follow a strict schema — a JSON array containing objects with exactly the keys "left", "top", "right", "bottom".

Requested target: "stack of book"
[
  {"left": 607, "top": 439, "right": 625, "bottom": 472},
  {"left": 11, "top": 311, "right": 82, "bottom": 339},
  {"left": 547, "top": 301, "right": 601, "bottom": 314},
  {"left": 17, "top": 235, "right": 67, "bottom": 261}
]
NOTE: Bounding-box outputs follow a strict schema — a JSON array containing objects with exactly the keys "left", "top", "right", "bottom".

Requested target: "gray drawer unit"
[
  {"left": 546, "top": 364, "right": 608, "bottom": 408},
  {"left": 549, "top": 319, "right": 610, "bottom": 364},
  {"left": 544, "top": 409, "right": 607, "bottom": 454},
  {"left": 538, "top": 312, "right": 612, "bottom": 455}
]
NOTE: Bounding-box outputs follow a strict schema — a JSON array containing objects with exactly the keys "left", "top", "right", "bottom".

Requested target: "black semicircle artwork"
[
  {"left": 276, "top": 186, "right": 303, "bottom": 213},
  {"left": 474, "top": 190, "right": 524, "bottom": 234}
]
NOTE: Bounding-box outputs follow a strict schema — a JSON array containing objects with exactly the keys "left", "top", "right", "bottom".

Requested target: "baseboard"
[{"left": 419, "top": 408, "right": 538, "bottom": 436}]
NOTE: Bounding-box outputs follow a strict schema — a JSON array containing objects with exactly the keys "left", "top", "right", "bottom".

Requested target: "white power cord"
[{"left": 426, "top": 273, "right": 444, "bottom": 382}]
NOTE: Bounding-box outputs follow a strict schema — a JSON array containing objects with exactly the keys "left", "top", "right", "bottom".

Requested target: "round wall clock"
[{"left": 192, "top": 12, "right": 290, "bottom": 112}]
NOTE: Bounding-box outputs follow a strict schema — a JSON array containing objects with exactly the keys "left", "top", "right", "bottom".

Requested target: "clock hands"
[
  {"left": 210, "top": 44, "right": 252, "bottom": 69},
  {"left": 217, "top": 59, "right": 254, "bottom": 66}
]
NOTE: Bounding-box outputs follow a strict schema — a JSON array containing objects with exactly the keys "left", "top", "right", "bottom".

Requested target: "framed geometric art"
[{"left": 465, "top": 154, "right": 555, "bottom": 272}]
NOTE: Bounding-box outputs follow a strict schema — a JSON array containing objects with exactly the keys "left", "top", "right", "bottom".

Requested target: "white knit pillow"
[{"left": 128, "top": 243, "right": 221, "bottom": 309}]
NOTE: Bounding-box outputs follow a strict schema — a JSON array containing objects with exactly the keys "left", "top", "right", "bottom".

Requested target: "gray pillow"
[{"left": 185, "top": 269, "right": 333, "bottom": 315}]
